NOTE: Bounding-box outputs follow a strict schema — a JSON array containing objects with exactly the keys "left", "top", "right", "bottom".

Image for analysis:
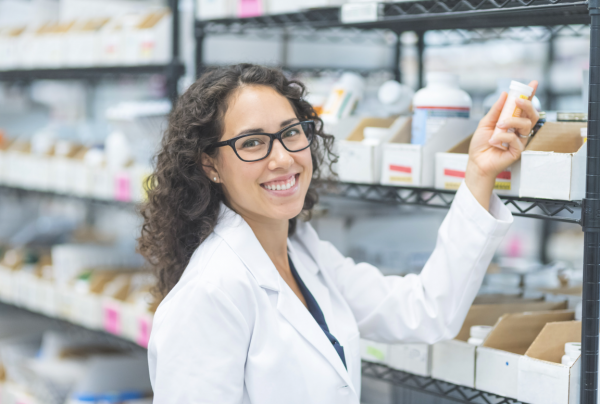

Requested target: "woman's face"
[{"left": 205, "top": 85, "right": 313, "bottom": 223}]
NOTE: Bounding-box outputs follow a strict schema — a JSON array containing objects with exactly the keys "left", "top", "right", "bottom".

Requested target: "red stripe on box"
[
  {"left": 390, "top": 164, "right": 412, "bottom": 174},
  {"left": 444, "top": 169, "right": 466, "bottom": 178},
  {"left": 496, "top": 171, "right": 511, "bottom": 180}
]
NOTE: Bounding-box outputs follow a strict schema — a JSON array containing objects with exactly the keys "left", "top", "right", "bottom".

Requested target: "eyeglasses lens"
[{"left": 234, "top": 122, "right": 314, "bottom": 161}]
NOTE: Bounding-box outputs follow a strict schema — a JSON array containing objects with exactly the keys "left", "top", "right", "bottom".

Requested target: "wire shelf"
[
  {"left": 196, "top": 0, "right": 590, "bottom": 33},
  {"left": 362, "top": 361, "right": 526, "bottom": 404},
  {"left": 316, "top": 182, "right": 582, "bottom": 224}
]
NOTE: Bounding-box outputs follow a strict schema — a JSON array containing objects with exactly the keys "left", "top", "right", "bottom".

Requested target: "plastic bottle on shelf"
[
  {"left": 377, "top": 80, "right": 414, "bottom": 116},
  {"left": 582, "top": 127, "right": 588, "bottom": 143},
  {"left": 467, "top": 325, "right": 492, "bottom": 346},
  {"left": 561, "top": 342, "right": 581, "bottom": 366},
  {"left": 490, "top": 80, "right": 535, "bottom": 146},
  {"left": 320, "top": 72, "right": 365, "bottom": 124},
  {"left": 411, "top": 72, "right": 472, "bottom": 145},
  {"left": 105, "top": 131, "right": 132, "bottom": 169}
]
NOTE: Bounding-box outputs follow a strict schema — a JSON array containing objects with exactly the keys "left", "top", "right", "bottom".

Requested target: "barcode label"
[{"left": 341, "top": 3, "right": 381, "bottom": 24}]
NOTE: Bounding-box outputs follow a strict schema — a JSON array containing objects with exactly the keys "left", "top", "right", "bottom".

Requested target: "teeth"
[{"left": 263, "top": 175, "right": 297, "bottom": 191}]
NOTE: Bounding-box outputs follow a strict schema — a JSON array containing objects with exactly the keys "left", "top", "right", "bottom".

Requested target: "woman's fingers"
[
  {"left": 496, "top": 116, "right": 533, "bottom": 135},
  {"left": 489, "top": 130, "right": 526, "bottom": 152},
  {"left": 515, "top": 98, "right": 540, "bottom": 122}
]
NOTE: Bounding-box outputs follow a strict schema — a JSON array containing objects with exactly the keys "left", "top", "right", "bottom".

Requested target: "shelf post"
[
  {"left": 393, "top": 31, "right": 402, "bottom": 83},
  {"left": 581, "top": 1, "right": 600, "bottom": 402},
  {"left": 195, "top": 24, "right": 205, "bottom": 79},
  {"left": 167, "top": 0, "right": 181, "bottom": 103},
  {"left": 416, "top": 30, "right": 425, "bottom": 89}
]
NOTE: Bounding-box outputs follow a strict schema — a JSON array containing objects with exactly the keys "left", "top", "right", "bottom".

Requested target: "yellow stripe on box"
[
  {"left": 389, "top": 176, "right": 412, "bottom": 183},
  {"left": 494, "top": 181, "right": 511, "bottom": 190},
  {"left": 444, "top": 182, "right": 461, "bottom": 190}
]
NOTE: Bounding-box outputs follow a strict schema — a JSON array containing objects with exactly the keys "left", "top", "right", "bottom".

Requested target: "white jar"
[
  {"left": 467, "top": 325, "right": 493, "bottom": 346},
  {"left": 561, "top": 342, "right": 581, "bottom": 367},
  {"left": 378, "top": 80, "right": 414, "bottom": 116},
  {"left": 321, "top": 72, "right": 365, "bottom": 124},
  {"left": 411, "top": 72, "right": 472, "bottom": 145}
]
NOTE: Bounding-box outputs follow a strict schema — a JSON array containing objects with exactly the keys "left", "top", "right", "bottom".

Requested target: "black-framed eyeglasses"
[{"left": 209, "top": 120, "right": 316, "bottom": 162}]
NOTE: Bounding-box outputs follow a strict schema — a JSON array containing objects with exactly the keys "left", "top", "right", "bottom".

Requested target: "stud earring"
[{"left": 213, "top": 177, "right": 217, "bottom": 181}]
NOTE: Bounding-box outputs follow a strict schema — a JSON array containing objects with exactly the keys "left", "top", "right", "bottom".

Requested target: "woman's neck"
[{"left": 244, "top": 214, "right": 290, "bottom": 271}]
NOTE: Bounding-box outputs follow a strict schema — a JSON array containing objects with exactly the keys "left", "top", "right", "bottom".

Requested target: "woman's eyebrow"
[{"left": 235, "top": 118, "right": 299, "bottom": 137}]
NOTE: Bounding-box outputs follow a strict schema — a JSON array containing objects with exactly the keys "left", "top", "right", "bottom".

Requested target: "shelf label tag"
[{"left": 341, "top": 3, "right": 381, "bottom": 24}]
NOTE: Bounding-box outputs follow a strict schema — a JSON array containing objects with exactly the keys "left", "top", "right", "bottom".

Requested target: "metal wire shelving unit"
[
  {"left": 0, "top": 0, "right": 185, "bottom": 102},
  {"left": 196, "top": 1, "right": 598, "bottom": 403}
]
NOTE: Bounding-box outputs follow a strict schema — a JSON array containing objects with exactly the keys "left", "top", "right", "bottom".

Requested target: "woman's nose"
[{"left": 267, "top": 140, "right": 294, "bottom": 170}]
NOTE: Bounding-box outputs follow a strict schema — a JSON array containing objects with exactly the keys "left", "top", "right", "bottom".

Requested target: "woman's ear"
[{"left": 200, "top": 153, "right": 220, "bottom": 183}]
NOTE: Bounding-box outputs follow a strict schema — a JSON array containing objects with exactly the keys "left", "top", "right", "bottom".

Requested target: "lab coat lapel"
[{"left": 275, "top": 278, "right": 354, "bottom": 390}]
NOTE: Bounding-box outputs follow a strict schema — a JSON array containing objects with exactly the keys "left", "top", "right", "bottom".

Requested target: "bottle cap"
[
  {"left": 581, "top": 127, "right": 588, "bottom": 138},
  {"left": 509, "top": 80, "right": 534, "bottom": 97},
  {"left": 470, "top": 325, "right": 493, "bottom": 339},
  {"left": 565, "top": 342, "right": 581, "bottom": 357}
]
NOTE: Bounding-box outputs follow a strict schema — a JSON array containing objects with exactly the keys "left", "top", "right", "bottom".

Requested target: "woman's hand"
[{"left": 465, "top": 80, "right": 539, "bottom": 211}]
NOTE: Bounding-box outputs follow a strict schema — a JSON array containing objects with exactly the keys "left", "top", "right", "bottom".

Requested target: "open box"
[
  {"left": 475, "top": 310, "right": 574, "bottom": 399},
  {"left": 435, "top": 134, "right": 520, "bottom": 196},
  {"left": 380, "top": 118, "right": 478, "bottom": 187},
  {"left": 337, "top": 116, "right": 406, "bottom": 184},
  {"left": 518, "top": 321, "right": 582, "bottom": 404},
  {"left": 519, "top": 122, "right": 587, "bottom": 200},
  {"left": 431, "top": 300, "right": 567, "bottom": 388}
]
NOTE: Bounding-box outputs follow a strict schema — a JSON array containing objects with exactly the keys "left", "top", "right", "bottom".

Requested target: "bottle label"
[
  {"left": 512, "top": 94, "right": 529, "bottom": 118},
  {"left": 412, "top": 107, "right": 470, "bottom": 145}
]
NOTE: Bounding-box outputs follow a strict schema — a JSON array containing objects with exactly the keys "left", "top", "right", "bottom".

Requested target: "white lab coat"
[{"left": 148, "top": 182, "right": 512, "bottom": 404}]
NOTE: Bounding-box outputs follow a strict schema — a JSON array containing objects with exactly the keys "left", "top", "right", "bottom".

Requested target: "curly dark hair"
[{"left": 138, "top": 64, "right": 337, "bottom": 299}]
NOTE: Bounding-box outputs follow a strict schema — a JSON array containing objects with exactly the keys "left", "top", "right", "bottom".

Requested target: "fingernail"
[
  {"left": 515, "top": 98, "right": 524, "bottom": 105},
  {"left": 497, "top": 120, "right": 508, "bottom": 128}
]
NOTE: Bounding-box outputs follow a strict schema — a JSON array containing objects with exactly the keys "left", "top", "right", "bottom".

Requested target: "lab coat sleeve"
[
  {"left": 322, "top": 182, "right": 513, "bottom": 344},
  {"left": 149, "top": 281, "right": 251, "bottom": 403}
]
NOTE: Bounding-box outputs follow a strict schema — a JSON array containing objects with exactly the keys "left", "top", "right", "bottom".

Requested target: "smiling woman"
[{"left": 140, "top": 64, "right": 536, "bottom": 404}]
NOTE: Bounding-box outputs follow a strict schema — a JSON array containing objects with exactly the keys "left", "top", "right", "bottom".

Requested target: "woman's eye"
[
  {"left": 240, "top": 138, "right": 264, "bottom": 149},
  {"left": 282, "top": 129, "right": 300, "bottom": 139}
]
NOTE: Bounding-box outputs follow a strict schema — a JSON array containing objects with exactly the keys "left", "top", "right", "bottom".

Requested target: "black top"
[{"left": 288, "top": 256, "right": 347, "bottom": 369}]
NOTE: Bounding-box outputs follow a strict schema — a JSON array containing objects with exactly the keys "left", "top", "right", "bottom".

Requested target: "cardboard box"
[
  {"left": 0, "top": 26, "right": 25, "bottom": 70},
  {"left": 51, "top": 144, "right": 84, "bottom": 194},
  {"left": 337, "top": 117, "right": 403, "bottom": 184},
  {"left": 431, "top": 300, "right": 567, "bottom": 388},
  {"left": 518, "top": 321, "right": 582, "bottom": 404},
  {"left": 388, "top": 343, "right": 432, "bottom": 376},
  {"left": 520, "top": 122, "right": 587, "bottom": 200},
  {"left": 435, "top": 135, "right": 520, "bottom": 196},
  {"left": 475, "top": 310, "right": 574, "bottom": 399},
  {"left": 64, "top": 18, "right": 109, "bottom": 67},
  {"left": 132, "top": 11, "right": 172, "bottom": 65},
  {"left": 72, "top": 271, "right": 123, "bottom": 330},
  {"left": 360, "top": 339, "right": 389, "bottom": 364},
  {"left": 381, "top": 118, "right": 478, "bottom": 187}
]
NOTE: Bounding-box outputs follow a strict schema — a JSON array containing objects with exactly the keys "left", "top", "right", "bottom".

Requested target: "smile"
[{"left": 260, "top": 174, "right": 300, "bottom": 193}]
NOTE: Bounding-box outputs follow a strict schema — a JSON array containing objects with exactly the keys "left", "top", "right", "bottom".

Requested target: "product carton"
[
  {"left": 64, "top": 18, "right": 109, "bottom": 67},
  {"left": 0, "top": 137, "right": 13, "bottom": 184},
  {"left": 475, "top": 310, "right": 574, "bottom": 399},
  {"left": 131, "top": 11, "right": 172, "bottom": 65},
  {"left": 51, "top": 144, "right": 84, "bottom": 194},
  {"left": 4, "top": 140, "right": 31, "bottom": 188},
  {"left": 102, "top": 274, "right": 134, "bottom": 336},
  {"left": 360, "top": 339, "right": 389, "bottom": 364},
  {"left": 196, "top": 0, "right": 236, "bottom": 20},
  {"left": 380, "top": 118, "right": 478, "bottom": 187},
  {"left": 518, "top": 321, "right": 582, "bottom": 404},
  {"left": 431, "top": 300, "right": 567, "bottom": 388},
  {"left": 338, "top": 116, "right": 408, "bottom": 184},
  {"left": 71, "top": 270, "right": 124, "bottom": 330},
  {"left": 19, "top": 23, "right": 53, "bottom": 69},
  {"left": 39, "top": 21, "right": 75, "bottom": 68},
  {"left": 519, "top": 122, "right": 587, "bottom": 200},
  {"left": 388, "top": 343, "right": 432, "bottom": 376},
  {"left": 0, "top": 26, "right": 25, "bottom": 70},
  {"left": 435, "top": 134, "right": 520, "bottom": 196}
]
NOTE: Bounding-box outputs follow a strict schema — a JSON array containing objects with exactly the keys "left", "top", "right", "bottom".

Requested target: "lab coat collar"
[
  {"left": 213, "top": 203, "right": 355, "bottom": 391},
  {"left": 213, "top": 203, "right": 281, "bottom": 292}
]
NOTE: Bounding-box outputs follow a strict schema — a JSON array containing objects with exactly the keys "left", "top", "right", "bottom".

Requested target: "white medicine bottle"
[
  {"left": 321, "top": 72, "right": 365, "bottom": 124},
  {"left": 491, "top": 80, "right": 534, "bottom": 140},
  {"left": 411, "top": 72, "right": 472, "bottom": 145}
]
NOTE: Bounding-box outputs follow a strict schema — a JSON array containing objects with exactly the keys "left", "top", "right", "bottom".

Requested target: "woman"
[{"left": 140, "top": 64, "right": 538, "bottom": 404}]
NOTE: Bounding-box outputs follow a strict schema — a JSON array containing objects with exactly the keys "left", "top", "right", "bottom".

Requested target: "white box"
[
  {"left": 0, "top": 264, "right": 15, "bottom": 303},
  {"left": 381, "top": 118, "right": 478, "bottom": 187},
  {"left": 360, "top": 339, "right": 389, "bottom": 364},
  {"left": 475, "top": 310, "right": 574, "bottom": 399},
  {"left": 0, "top": 27, "right": 25, "bottom": 70},
  {"left": 338, "top": 116, "right": 407, "bottom": 184},
  {"left": 123, "top": 11, "right": 172, "bottom": 66},
  {"left": 518, "top": 321, "right": 582, "bottom": 404},
  {"left": 520, "top": 122, "right": 588, "bottom": 200},
  {"left": 197, "top": 0, "right": 236, "bottom": 20},
  {"left": 64, "top": 18, "right": 109, "bottom": 67},
  {"left": 388, "top": 343, "right": 431, "bottom": 376},
  {"left": 431, "top": 300, "right": 568, "bottom": 388},
  {"left": 435, "top": 135, "right": 520, "bottom": 196}
]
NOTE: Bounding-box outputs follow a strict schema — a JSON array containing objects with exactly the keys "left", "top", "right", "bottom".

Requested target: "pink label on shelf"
[
  {"left": 238, "top": 0, "right": 262, "bottom": 17},
  {"left": 136, "top": 315, "right": 153, "bottom": 348},
  {"left": 115, "top": 172, "right": 131, "bottom": 202},
  {"left": 104, "top": 304, "right": 121, "bottom": 335}
]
